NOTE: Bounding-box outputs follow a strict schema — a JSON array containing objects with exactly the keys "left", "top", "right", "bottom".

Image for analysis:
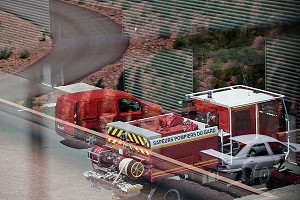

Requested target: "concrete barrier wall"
[
  {"left": 0, "top": 0, "right": 50, "bottom": 33},
  {"left": 0, "top": 0, "right": 50, "bottom": 51}
]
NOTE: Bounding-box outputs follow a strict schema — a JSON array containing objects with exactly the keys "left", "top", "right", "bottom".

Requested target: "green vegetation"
[
  {"left": 23, "top": 96, "right": 35, "bottom": 109},
  {"left": 0, "top": 48, "right": 13, "bottom": 60},
  {"left": 95, "top": 78, "right": 104, "bottom": 88},
  {"left": 78, "top": 0, "right": 85, "bottom": 4},
  {"left": 19, "top": 49, "right": 30, "bottom": 59},
  {"left": 174, "top": 28, "right": 269, "bottom": 90}
]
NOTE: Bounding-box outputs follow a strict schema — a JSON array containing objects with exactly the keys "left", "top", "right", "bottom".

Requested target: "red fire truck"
[{"left": 84, "top": 85, "right": 291, "bottom": 196}]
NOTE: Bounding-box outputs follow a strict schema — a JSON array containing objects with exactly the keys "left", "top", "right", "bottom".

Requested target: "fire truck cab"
[{"left": 183, "top": 85, "right": 289, "bottom": 142}]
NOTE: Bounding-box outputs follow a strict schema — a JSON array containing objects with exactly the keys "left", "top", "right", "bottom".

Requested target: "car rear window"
[{"left": 268, "top": 142, "right": 287, "bottom": 155}]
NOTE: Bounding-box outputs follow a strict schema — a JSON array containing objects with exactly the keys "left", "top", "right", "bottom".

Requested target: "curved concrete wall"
[{"left": 0, "top": 0, "right": 50, "bottom": 33}]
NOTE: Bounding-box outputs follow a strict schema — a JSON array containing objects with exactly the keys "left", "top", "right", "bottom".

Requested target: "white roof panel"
[
  {"left": 55, "top": 83, "right": 101, "bottom": 93},
  {"left": 190, "top": 87, "right": 281, "bottom": 108}
]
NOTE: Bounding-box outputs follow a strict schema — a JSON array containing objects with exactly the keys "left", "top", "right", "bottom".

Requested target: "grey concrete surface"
[
  {"left": 0, "top": 110, "right": 113, "bottom": 200},
  {"left": 235, "top": 184, "right": 300, "bottom": 200}
]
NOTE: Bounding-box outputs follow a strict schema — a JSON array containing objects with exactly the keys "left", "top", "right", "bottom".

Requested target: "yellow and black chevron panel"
[
  {"left": 126, "top": 132, "right": 150, "bottom": 148},
  {"left": 107, "top": 126, "right": 150, "bottom": 148},
  {"left": 107, "top": 126, "right": 124, "bottom": 137},
  {"left": 107, "top": 137, "right": 151, "bottom": 156}
]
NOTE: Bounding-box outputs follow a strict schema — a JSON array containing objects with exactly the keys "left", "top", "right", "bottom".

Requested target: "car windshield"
[{"left": 222, "top": 139, "right": 246, "bottom": 156}]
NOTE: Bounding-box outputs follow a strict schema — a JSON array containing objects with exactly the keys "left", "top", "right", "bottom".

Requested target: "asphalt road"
[
  {"left": 0, "top": 110, "right": 237, "bottom": 200},
  {"left": 0, "top": 110, "right": 114, "bottom": 200},
  {"left": 0, "top": 0, "right": 128, "bottom": 102}
]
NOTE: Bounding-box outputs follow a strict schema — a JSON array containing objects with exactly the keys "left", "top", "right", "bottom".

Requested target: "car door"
[
  {"left": 97, "top": 100, "right": 117, "bottom": 131},
  {"left": 244, "top": 143, "right": 275, "bottom": 170}
]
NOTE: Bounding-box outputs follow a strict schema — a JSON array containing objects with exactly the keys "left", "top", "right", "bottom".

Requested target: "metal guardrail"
[{"left": 0, "top": 97, "right": 272, "bottom": 197}]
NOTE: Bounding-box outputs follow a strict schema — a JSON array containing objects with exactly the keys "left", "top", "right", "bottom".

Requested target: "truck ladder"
[{"left": 219, "top": 129, "right": 232, "bottom": 165}]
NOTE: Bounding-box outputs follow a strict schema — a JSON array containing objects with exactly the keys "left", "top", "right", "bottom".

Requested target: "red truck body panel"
[
  {"left": 55, "top": 89, "right": 163, "bottom": 140},
  {"left": 100, "top": 113, "right": 219, "bottom": 182}
]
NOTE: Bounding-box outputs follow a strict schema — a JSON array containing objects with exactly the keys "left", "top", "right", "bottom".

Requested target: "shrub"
[
  {"left": 173, "top": 39, "right": 185, "bottom": 50},
  {"left": 19, "top": 49, "right": 30, "bottom": 59},
  {"left": 23, "top": 96, "right": 35, "bottom": 109},
  {"left": 0, "top": 49, "right": 12, "bottom": 59},
  {"left": 95, "top": 78, "right": 104, "bottom": 88},
  {"left": 78, "top": 0, "right": 85, "bottom": 4}
]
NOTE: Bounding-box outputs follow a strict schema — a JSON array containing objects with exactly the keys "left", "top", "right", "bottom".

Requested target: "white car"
[{"left": 201, "top": 134, "right": 300, "bottom": 185}]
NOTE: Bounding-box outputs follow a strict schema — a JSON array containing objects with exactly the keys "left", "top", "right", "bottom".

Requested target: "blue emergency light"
[{"left": 207, "top": 91, "right": 212, "bottom": 98}]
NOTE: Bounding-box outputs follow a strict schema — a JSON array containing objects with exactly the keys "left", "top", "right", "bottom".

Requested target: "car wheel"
[
  {"left": 243, "top": 169, "right": 255, "bottom": 186},
  {"left": 258, "top": 167, "right": 270, "bottom": 184},
  {"left": 164, "top": 189, "right": 181, "bottom": 200}
]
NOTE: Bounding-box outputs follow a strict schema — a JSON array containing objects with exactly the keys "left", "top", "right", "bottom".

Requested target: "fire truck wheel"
[
  {"left": 164, "top": 189, "right": 181, "bottom": 200},
  {"left": 130, "top": 162, "right": 145, "bottom": 178}
]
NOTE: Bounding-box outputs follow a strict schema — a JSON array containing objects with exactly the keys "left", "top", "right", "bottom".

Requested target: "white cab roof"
[
  {"left": 55, "top": 83, "right": 101, "bottom": 93},
  {"left": 186, "top": 85, "right": 284, "bottom": 108}
]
